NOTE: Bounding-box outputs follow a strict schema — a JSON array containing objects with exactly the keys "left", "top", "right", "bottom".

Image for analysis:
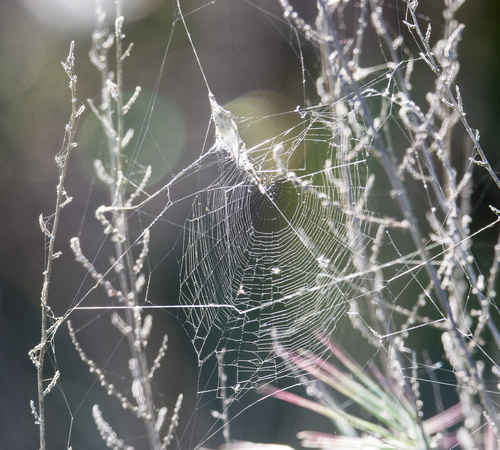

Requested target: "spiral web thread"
[
  {"left": 174, "top": 1, "right": 416, "bottom": 397},
  {"left": 179, "top": 90, "right": 390, "bottom": 393}
]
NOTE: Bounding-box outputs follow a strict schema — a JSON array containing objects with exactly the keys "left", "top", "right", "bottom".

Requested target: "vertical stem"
[
  {"left": 37, "top": 310, "right": 46, "bottom": 450},
  {"left": 103, "top": 3, "right": 160, "bottom": 447},
  {"left": 115, "top": 1, "right": 124, "bottom": 177},
  {"left": 315, "top": 0, "right": 500, "bottom": 432},
  {"left": 35, "top": 41, "right": 81, "bottom": 450}
]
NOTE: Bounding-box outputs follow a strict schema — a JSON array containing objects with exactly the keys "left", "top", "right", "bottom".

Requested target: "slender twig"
[
  {"left": 30, "top": 41, "right": 84, "bottom": 450},
  {"left": 314, "top": 0, "right": 499, "bottom": 433},
  {"left": 82, "top": 2, "right": 163, "bottom": 447}
]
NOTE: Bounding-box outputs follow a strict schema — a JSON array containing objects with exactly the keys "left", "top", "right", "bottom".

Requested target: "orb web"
[{"left": 179, "top": 96, "right": 374, "bottom": 391}]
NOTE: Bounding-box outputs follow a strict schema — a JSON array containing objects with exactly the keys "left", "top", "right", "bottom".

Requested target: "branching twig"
[
  {"left": 29, "top": 41, "right": 84, "bottom": 450},
  {"left": 67, "top": 2, "right": 181, "bottom": 448}
]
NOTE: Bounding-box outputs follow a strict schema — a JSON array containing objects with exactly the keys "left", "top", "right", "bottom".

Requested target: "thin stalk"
[
  {"left": 34, "top": 41, "right": 82, "bottom": 450},
  {"left": 102, "top": 3, "right": 160, "bottom": 447},
  {"left": 315, "top": 0, "right": 499, "bottom": 434}
]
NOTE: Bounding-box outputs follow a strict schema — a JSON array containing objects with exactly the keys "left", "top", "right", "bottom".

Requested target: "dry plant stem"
[
  {"left": 280, "top": 0, "right": 499, "bottom": 439},
  {"left": 483, "top": 234, "right": 500, "bottom": 347},
  {"left": 403, "top": 1, "right": 500, "bottom": 191},
  {"left": 97, "top": 4, "right": 161, "bottom": 447},
  {"left": 371, "top": 0, "right": 485, "bottom": 340},
  {"left": 313, "top": 0, "right": 500, "bottom": 435},
  {"left": 405, "top": 0, "right": 500, "bottom": 348},
  {"left": 216, "top": 350, "right": 231, "bottom": 446},
  {"left": 34, "top": 41, "right": 82, "bottom": 450},
  {"left": 315, "top": 6, "right": 427, "bottom": 438},
  {"left": 376, "top": 0, "right": 500, "bottom": 350},
  {"left": 315, "top": 7, "right": 412, "bottom": 407}
]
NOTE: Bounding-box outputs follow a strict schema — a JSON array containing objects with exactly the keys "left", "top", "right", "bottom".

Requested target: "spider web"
[
  {"left": 58, "top": 0, "right": 500, "bottom": 448},
  {"left": 174, "top": 1, "right": 409, "bottom": 399},
  {"left": 179, "top": 100, "right": 370, "bottom": 389}
]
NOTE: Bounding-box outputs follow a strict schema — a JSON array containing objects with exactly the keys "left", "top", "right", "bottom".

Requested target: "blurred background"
[{"left": 1, "top": 0, "right": 500, "bottom": 448}]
